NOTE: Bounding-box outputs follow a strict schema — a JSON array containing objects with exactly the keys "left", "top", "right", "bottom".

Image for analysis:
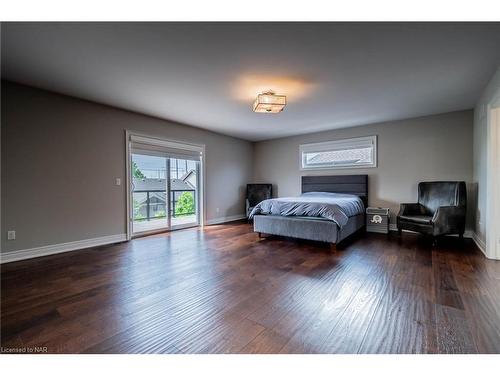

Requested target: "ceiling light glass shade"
[{"left": 253, "top": 92, "right": 286, "bottom": 113}]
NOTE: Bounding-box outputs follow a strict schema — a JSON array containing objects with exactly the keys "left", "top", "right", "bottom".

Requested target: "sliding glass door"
[
  {"left": 129, "top": 135, "right": 202, "bottom": 236},
  {"left": 131, "top": 153, "right": 169, "bottom": 234},
  {"left": 169, "top": 157, "right": 199, "bottom": 228}
]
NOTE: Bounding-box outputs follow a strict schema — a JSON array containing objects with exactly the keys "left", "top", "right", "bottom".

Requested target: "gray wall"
[
  {"left": 253, "top": 110, "right": 474, "bottom": 228},
  {"left": 0, "top": 81, "right": 478, "bottom": 255},
  {"left": 473, "top": 67, "right": 500, "bottom": 251},
  {"left": 1, "top": 82, "right": 253, "bottom": 252}
]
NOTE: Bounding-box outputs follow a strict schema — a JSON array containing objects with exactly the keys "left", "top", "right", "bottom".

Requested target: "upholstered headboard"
[{"left": 301, "top": 175, "right": 369, "bottom": 207}]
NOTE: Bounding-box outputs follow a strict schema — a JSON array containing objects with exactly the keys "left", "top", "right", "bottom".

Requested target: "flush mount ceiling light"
[{"left": 252, "top": 91, "right": 286, "bottom": 113}]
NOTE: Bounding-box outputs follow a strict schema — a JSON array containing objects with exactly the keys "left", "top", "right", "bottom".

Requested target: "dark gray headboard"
[{"left": 301, "top": 175, "right": 368, "bottom": 206}]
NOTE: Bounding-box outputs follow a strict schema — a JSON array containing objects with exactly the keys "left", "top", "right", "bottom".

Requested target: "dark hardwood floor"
[{"left": 1, "top": 222, "right": 499, "bottom": 354}]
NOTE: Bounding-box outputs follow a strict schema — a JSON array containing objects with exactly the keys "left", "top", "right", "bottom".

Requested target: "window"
[{"left": 300, "top": 135, "right": 377, "bottom": 170}]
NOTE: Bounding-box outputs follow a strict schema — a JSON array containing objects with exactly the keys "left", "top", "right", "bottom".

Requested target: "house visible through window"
[{"left": 300, "top": 136, "right": 377, "bottom": 170}]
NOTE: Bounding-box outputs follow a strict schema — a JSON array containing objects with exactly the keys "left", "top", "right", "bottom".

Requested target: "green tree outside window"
[
  {"left": 132, "top": 161, "right": 146, "bottom": 179},
  {"left": 175, "top": 192, "right": 195, "bottom": 216}
]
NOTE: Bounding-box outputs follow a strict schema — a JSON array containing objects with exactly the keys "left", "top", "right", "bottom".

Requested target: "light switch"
[{"left": 115, "top": 178, "right": 121, "bottom": 186}]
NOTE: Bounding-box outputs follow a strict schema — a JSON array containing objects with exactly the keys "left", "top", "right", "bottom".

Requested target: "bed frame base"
[{"left": 254, "top": 214, "right": 365, "bottom": 247}]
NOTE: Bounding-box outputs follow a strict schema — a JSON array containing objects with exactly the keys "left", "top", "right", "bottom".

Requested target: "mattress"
[{"left": 249, "top": 192, "right": 365, "bottom": 227}]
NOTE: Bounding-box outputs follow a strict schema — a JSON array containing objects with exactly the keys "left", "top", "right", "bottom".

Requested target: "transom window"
[{"left": 300, "top": 136, "right": 377, "bottom": 170}]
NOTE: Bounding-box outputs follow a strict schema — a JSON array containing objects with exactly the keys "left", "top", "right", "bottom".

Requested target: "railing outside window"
[{"left": 132, "top": 189, "right": 195, "bottom": 221}]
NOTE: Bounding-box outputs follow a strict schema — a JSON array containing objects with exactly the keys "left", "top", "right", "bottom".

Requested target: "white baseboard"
[
  {"left": 463, "top": 230, "right": 474, "bottom": 239},
  {"left": 2, "top": 225, "right": 490, "bottom": 263},
  {"left": 389, "top": 224, "right": 494, "bottom": 258},
  {"left": 471, "top": 232, "right": 488, "bottom": 257},
  {"left": 0, "top": 233, "right": 127, "bottom": 264},
  {"left": 206, "top": 214, "right": 246, "bottom": 225},
  {"left": 388, "top": 224, "right": 473, "bottom": 238}
]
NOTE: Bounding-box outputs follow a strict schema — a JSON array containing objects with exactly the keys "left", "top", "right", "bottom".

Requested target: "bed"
[{"left": 250, "top": 175, "right": 368, "bottom": 248}]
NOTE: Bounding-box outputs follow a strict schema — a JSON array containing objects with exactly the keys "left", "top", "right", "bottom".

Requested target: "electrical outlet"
[
  {"left": 115, "top": 178, "right": 121, "bottom": 186},
  {"left": 216, "top": 207, "right": 220, "bottom": 214},
  {"left": 7, "top": 231, "right": 16, "bottom": 240}
]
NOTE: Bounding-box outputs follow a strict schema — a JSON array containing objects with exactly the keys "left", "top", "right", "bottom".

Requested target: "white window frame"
[{"left": 299, "top": 135, "right": 378, "bottom": 170}]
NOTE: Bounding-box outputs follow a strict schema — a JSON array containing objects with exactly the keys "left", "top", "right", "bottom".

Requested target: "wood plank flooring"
[{"left": 1, "top": 221, "right": 499, "bottom": 354}]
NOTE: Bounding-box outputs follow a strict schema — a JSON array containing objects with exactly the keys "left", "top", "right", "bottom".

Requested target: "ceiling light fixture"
[{"left": 252, "top": 91, "right": 286, "bottom": 113}]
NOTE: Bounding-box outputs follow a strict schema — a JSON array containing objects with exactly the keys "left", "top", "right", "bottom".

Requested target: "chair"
[
  {"left": 397, "top": 181, "right": 466, "bottom": 239},
  {"left": 246, "top": 184, "right": 272, "bottom": 218}
]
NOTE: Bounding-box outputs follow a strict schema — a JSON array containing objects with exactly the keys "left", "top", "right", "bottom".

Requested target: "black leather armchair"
[
  {"left": 246, "top": 184, "right": 272, "bottom": 218},
  {"left": 397, "top": 181, "right": 466, "bottom": 239}
]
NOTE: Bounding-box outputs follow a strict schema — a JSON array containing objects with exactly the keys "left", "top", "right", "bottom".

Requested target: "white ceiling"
[{"left": 2, "top": 22, "right": 500, "bottom": 141}]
